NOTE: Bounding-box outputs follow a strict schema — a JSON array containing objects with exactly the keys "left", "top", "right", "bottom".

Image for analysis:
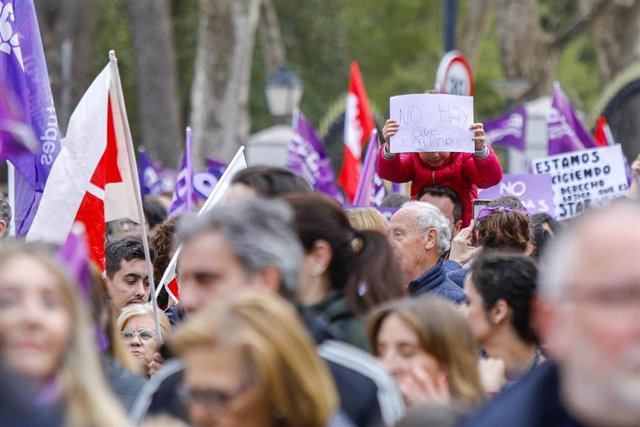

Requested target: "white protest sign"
[
  {"left": 389, "top": 94, "right": 474, "bottom": 153},
  {"left": 531, "top": 144, "right": 629, "bottom": 220}
]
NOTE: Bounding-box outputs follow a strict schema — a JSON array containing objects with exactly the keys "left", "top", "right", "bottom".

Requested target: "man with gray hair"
[
  {"left": 465, "top": 201, "right": 640, "bottom": 427},
  {"left": 177, "top": 197, "right": 302, "bottom": 316},
  {"left": 0, "top": 194, "right": 11, "bottom": 240},
  {"left": 388, "top": 201, "right": 464, "bottom": 303}
]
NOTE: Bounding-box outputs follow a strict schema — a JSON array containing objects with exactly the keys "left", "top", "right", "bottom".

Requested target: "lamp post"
[{"left": 265, "top": 64, "right": 304, "bottom": 123}]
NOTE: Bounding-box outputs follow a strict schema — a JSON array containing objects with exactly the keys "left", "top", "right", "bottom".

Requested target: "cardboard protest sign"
[
  {"left": 479, "top": 174, "right": 555, "bottom": 217},
  {"left": 389, "top": 94, "right": 474, "bottom": 153},
  {"left": 531, "top": 145, "right": 628, "bottom": 220}
]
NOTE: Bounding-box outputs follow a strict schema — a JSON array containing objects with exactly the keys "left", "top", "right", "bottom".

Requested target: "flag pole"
[
  {"left": 185, "top": 127, "right": 193, "bottom": 211},
  {"left": 155, "top": 146, "right": 246, "bottom": 301},
  {"left": 108, "top": 50, "right": 163, "bottom": 344},
  {"left": 6, "top": 162, "right": 15, "bottom": 236}
]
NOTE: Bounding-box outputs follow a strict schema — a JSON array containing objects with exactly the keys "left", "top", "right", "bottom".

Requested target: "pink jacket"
[{"left": 377, "top": 146, "right": 503, "bottom": 226}]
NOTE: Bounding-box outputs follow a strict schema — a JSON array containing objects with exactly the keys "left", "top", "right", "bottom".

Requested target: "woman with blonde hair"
[
  {"left": 0, "top": 242, "right": 129, "bottom": 426},
  {"left": 368, "top": 296, "right": 485, "bottom": 408},
  {"left": 116, "top": 303, "right": 171, "bottom": 377},
  {"left": 346, "top": 207, "right": 388, "bottom": 232},
  {"left": 170, "top": 289, "right": 343, "bottom": 427}
]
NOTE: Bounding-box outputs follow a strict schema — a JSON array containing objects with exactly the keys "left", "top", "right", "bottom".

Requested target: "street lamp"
[
  {"left": 264, "top": 65, "right": 304, "bottom": 119},
  {"left": 492, "top": 79, "right": 531, "bottom": 109}
]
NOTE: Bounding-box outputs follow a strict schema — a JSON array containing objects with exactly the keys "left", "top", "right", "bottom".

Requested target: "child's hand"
[
  {"left": 470, "top": 123, "right": 486, "bottom": 151},
  {"left": 382, "top": 119, "right": 400, "bottom": 144}
]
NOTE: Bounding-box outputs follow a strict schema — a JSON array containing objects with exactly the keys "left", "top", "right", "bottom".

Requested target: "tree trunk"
[
  {"left": 258, "top": 0, "right": 286, "bottom": 76},
  {"left": 581, "top": 0, "right": 640, "bottom": 82},
  {"left": 496, "top": 0, "right": 608, "bottom": 103},
  {"left": 127, "top": 0, "right": 182, "bottom": 166},
  {"left": 190, "top": 0, "right": 262, "bottom": 165},
  {"left": 35, "top": 0, "right": 97, "bottom": 132},
  {"left": 458, "top": 0, "right": 494, "bottom": 69}
]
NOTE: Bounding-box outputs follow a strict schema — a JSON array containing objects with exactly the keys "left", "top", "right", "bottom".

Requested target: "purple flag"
[
  {"left": 547, "top": 82, "right": 596, "bottom": 155},
  {"left": 0, "top": 0, "right": 61, "bottom": 235},
  {"left": 168, "top": 128, "right": 195, "bottom": 216},
  {"left": 137, "top": 147, "right": 164, "bottom": 197},
  {"left": 353, "top": 130, "right": 386, "bottom": 206},
  {"left": 478, "top": 174, "right": 555, "bottom": 217},
  {"left": 57, "top": 222, "right": 91, "bottom": 300},
  {"left": 484, "top": 107, "right": 527, "bottom": 151},
  {"left": 192, "top": 156, "right": 227, "bottom": 201},
  {"left": 287, "top": 111, "right": 341, "bottom": 199},
  {"left": 0, "top": 83, "right": 37, "bottom": 159}
]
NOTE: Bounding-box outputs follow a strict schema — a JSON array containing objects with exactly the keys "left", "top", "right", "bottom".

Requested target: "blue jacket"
[
  {"left": 408, "top": 259, "right": 465, "bottom": 304},
  {"left": 443, "top": 259, "right": 468, "bottom": 289},
  {"left": 464, "top": 362, "right": 586, "bottom": 427}
]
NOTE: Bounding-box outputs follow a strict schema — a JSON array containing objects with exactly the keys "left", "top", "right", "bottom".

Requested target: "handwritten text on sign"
[
  {"left": 479, "top": 174, "right": 555, "bottom": 217},
  {"left": 531, "top": 145, "right": 628, "bottom": 220},
  {"left": 389, "top": 94, "right": 474, "bottom": 153}
]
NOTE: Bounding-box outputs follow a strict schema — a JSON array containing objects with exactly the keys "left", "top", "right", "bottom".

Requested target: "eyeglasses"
[
  {"left": 178, "top": 382, "right": 252, "bottom": 414},
  {"left": 121, "top": 329, "right": 155, "bottom": 342}
]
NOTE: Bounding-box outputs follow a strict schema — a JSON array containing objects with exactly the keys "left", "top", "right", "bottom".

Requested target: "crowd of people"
[{"left": 0, "top": 140, "right": 639, "bottom": 427}]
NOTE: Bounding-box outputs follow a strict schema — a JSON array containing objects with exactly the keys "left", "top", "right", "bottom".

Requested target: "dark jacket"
[
  {"left": 408, "top": 259, "right": 465, "bottom": 304},
  {"left": 443, "top": 259, "right": 468, "bottom": 288},
  {"left": 102, "top": 357, "right": 147, "bottom": 414},
  {"left": 310, "top": 291, "right": 369, "bottom": 351},
  {"left": 165, "top": 304, "right": 185, "bottom": 327},
  {"left": 464, "top": 362, "right": 586, "bottom": 427}
]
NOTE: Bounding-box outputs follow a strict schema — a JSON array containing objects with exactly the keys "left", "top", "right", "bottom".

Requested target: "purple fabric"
[
  {"left": 137, "top": 147, "right": 163, "bottom": 197},
  {"left": 547, "top": 82, "right": 596, "bottom": 155},
  {"left": 0, "top": 84, "right": 34, "bottom": 158},
  {"left": 0, "top": 0, "right": 61, "bottom": 235},
  {"left": 353, "top": 130, "right": 387, "bottom": 206},
  {"left": 168, "top": 128, "right": 196, "bottom": 216},
  {"left": 287, "top": 112, "right": 341, "bottom": 199},
  {"left": 484, "top": 107, "right": 526, "bottom": 151},
  {"left": 193, "top": 156, "right": 227, "bottom": 201},
  {"left": 478, "top": 173, "right": 555, "bottom": 217},
  {"left": 56, "top": 223, "right": 91, "bottom": 301}
]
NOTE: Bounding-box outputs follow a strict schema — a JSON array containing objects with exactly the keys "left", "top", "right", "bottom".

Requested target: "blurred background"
[{"left": 20, "top": 0, "right": 640, "bottom": 173}]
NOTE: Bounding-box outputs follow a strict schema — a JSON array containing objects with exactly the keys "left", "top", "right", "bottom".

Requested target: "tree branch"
[{"left": 552, "top": 0, "right": 609, "bottom": 49}]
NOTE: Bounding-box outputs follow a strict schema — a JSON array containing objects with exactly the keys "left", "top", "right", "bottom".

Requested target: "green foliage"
[{"left": 92, "top": 0, "right": 138, "bottom": 141}]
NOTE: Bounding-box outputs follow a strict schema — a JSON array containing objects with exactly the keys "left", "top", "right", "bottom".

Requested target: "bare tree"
[
  {"left": 496, "top": 0, "right": 608, "bottom": 102},
  {"left": 580, "top": 0, "right": 640, "bottom": 82},
  {"left": 127, "top": 0, "right": 182, "bottom": 166},
  {"left": 459, "top": 0, "right": 494, "bottom": 69},
  {"left": 35, "top": 0, "right": 97, "bottom": 131},
  {"left": 258, "top": 0, "right": 286, "bottom": 76},
  {"left": 190, "top": 0, "right": 262, "bottom": 165}
]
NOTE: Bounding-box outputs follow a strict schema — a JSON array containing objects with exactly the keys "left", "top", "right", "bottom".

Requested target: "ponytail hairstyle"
[{"left": 282, "top": 193, "right": 405, "bottom": 315}]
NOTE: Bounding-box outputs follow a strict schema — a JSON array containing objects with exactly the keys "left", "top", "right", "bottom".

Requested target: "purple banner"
[
  {"left": 57, "top": 223, "right": 91, "bottom": 300},
  {"left": 478, "top": 173, "right": 555, "bottom": 217},
  {"left": 353, "top": 130, "right": 387, "bottom": 207},
  {"left": 287, "top": 111, "right": 341, "bottom": 199},
  {"left": 137, "top": 147, "right": 164, "bottom": 197},
  {"left": 193, "top": 156, "right": 227, "bottom": 201},
  {"left": 484, "top": 107, "right": 526, "bottom": 151},
  {"left": 547, "top": 82, "right": 596, "bottom": 155},
  {"left": 0, "top": 0, "right": 61, "bottom": 235},
  {"left": 168, "top": 128, "right": 196, "bottom": 216}
]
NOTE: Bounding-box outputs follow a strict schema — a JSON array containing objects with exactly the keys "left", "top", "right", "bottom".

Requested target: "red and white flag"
[
  {"left": 338, "top": 61, "right": 375, "bottom": 203},
  {"left": 27, "top": 59, "right": 139, "bottom": 268},
  {"left": 594, "top": 115, "right": 615, "bottom": 147}
]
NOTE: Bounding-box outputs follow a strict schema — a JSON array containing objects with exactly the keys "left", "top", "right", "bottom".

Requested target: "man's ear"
[
  {"left": 453, "top": 220, "right": 463, "bottom": 236},
  {"left": 0, "top": 220, "right": 7, "bottom": 239},
  {"left": 253, "top": 266, "right": 283, "bottom": 295},
  {"left": 424, "top": 228, "right": 437, "bottom": 251}
]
